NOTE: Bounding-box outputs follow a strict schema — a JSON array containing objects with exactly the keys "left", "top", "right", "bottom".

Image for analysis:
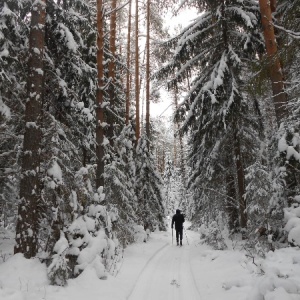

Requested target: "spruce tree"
[{"left": 156, "top": 0, "right": 263, "bottom": 234}]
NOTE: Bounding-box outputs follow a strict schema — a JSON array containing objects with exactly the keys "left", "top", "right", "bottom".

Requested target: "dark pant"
[{"left": 176, "top": 228, "right": 183, "bottom": 243}]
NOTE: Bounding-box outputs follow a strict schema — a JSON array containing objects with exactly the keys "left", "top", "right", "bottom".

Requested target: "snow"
[
  {"left": 0, "top": 98, "right": 11, "bottom": 119},
  {"left": 284, "top": 206, "right": 300, "bottom": 247},
  {"left": 0, "top": 48, "right": 9, "bottom": 58},
  {"left": 0, "top": 223, "right": 300, "bottom": 300},
  {"left": 47, "top": 161, "right": 63, "bottom": 182},
  {"left": 278, "top": 134, "right": 300, "bottom": 162},
  {"left": 53, "top": 231, "right": 69, "bottom": 255},
  {"left": 1, "top": 3, "right": 13, "bottom": 16},
  {"left": 34, "top": 68, "right": 44, "bottom": 75},
  {"left": 58, "top": 23, "right": 78, "bottom": 52}
]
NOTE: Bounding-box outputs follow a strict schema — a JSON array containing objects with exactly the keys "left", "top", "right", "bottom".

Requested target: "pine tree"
[
  {"left": 134, "top": 0, "right": 140, "bottom": 142},
  {"left": 96, "top": 0, "right": 105, "bottom": 189},
  {"left": 15, "top": 0, "right": 47, "bottom": 258},
  {"left": 258, "top": 0, "right": 287, "bottom": 124}
]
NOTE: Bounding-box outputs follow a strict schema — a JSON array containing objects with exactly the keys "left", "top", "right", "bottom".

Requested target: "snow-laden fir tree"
[
  {"left": 35, "top": 0, "right": 99, "bottom": 258},
  {"left": 104, "top": 124, "right": 139, "bottom": 246},
  {"left": 0, "top": 0, "right": 28, "bottom": 229},
  {"left": 156, "top": 0, "right": 263, "bottom": 237},
  {"left": 135, "top": 135, "right": 166, "bottom": 231}
]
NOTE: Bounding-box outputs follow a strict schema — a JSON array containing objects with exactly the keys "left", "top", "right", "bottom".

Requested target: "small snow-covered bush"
[
  {"left": 284, "top": 201, "right": 300, "bottom": 247},
  {"left": 47, "top": 231, "right": 70, "bottom": 286},
  {"left": 47, "top": 187, "right": 121, "bottom": 285},
  {"left": 133, "top": 225, "right": 147, "bottom": 243},
  {"left": 199, "top": 221, "right": 227, "bottom": 250}
]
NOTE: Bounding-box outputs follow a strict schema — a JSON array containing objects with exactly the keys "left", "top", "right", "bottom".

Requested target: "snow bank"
[
  {"left": 133, "top": 225, "right": 147, "bottom": 243},
  {"left": 247, "top": 248, "right": 300, "bottom": 300},
  {"left": 0, "top": 254, "right": 48, "bottom": 299},
  {"left": 284, "top": 204, "right": 300, "bottom": 247}
]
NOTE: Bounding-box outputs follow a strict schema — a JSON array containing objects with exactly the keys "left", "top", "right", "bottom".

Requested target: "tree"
[
  {"left": 134, "top": 0, "right": 140, "bottom": 141},
  {"left": 135, "top": 135, "right": 166, "bottom": 231},
  {"left": 156, "top": 0, "right": 262, "bottom": 233},
  {"left": 258, "top": 0, "right": 287, "bottom": 124},
  {"left": 0, "top": 0, "right": 28, "bottom": 229},
  {"left": 145, "top": 0, "right": 150, "bottom": 149},
  {"left": 125, "top": 0, "right": 132, "bottom": 125},
  {"left": 96, "top": 0, "right": 105, "bottom": 190},
  {"left": 15, "top": 0, "right": 47, "bottom": 258},
  {"left": 107, "top": 0, "right": 117, "bottom": 143}
]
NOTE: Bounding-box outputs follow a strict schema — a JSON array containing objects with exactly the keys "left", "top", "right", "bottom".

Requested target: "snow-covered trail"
[
  {"left": 1, "top": 224, "right": 300, "bottom": 300},
  {"left": 127, "top": 242, "right": 201, "bottom": 300}
]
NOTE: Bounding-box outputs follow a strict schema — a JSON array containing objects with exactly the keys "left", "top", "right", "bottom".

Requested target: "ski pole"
[
  {"left": 172, "top": 227, "right": 173, "bottom": 245},
  {"left": 183, "top": 226, "right": 189, "bottom": 245}
]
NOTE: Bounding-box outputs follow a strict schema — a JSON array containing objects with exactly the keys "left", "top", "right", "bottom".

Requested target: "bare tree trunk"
[
  {"left": 135, "top": 0, "right": 140, "bottom": 141},
  {"left": 108, "top": 0, "right": 117, "bottom": 144},
  {"left": 14, "top": 0, "right": 47, "bottom": 258},
  {"left": 125, "top": 0, "right": 132, "bottom": 125},
  {"left": 258, "top": 0, "right": 287, "bottom": 124},
  {"left": 96, "top": 0, "right": 105, "bottom": 190},
  {"left": 145, "top": 0, "right": 150, "bottom": 149}
]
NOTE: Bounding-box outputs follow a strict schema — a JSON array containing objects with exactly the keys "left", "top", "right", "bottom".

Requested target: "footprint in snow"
[{"left": 170, "top": 279, "right": 180, "bottom": 288}]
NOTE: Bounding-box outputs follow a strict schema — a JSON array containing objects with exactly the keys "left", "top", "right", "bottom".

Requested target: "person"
[{"left": 171, "top": 209, "right": 185, "bottom": 246}]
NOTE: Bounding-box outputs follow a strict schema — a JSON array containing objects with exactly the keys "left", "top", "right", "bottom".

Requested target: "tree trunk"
[
  {"left": 108, "top": 0, "right": 117, "bottom": 144},
  {"left": 96, "top": 0, "right": 105, "bottom": 190},
  {"left": 270, "top": 0, "right": 276, "bottom": 13},
  {"left": 145, "top": 0, "right": 150, "bottom": 150},
  {"left": 258, "top": 0, "right": 287, "bottom": 124},
  {"left": 174, "top": 91, "right": 186, "bottom": 184},
  {"left": 14, "top": 0, "right": 47, "bottom": 258},
  {"left": 125, "top": 0, "right": 132, "bottom": 125},
  {"left": 225, "top": 173, "right": 239, "bottom": 232},
  {"left": 233, "top": 130, "right": 247, "bottom": 231},
  {"left": 135, "top": 0, "right": 140, "bottom": 142}
]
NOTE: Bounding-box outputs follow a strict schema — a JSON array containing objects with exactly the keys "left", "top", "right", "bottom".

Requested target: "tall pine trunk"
[
  {"left": 258, "top": 0, "right": 287, "bottom": 124},
  {"left": 15, "top": 0, "right": 47, "bottom": 258},
  {"left": 135, "top": 0, "right": 140, "bottom": 141},
  {"left": 108, "top": 0, "right": 117, "bottom": 143},
  {"left": 96, "top": 0, "right": 105, "bottom": 190},
  {"left": 145, "top": 0, "right": 150, "bottom": 149},
  {"left": 125, "top": 0, "right": 132, "bottom": 125}
]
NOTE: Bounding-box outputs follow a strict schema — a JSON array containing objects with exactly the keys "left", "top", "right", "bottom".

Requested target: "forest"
[{"left": 0, "top": 0, "right": 300, "bottom": 288}]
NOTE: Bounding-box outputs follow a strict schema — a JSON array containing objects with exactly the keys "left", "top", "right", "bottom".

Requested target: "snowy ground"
[{"left": 0, "top": 222, "right": 300, "bottom": 300}]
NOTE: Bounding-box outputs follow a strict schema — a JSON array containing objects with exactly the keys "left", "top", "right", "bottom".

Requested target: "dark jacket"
[{"left": 171, "top": 210, "right": 185, "bottom": 231}]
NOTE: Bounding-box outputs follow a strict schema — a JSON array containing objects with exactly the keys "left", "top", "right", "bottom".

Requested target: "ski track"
[{"left": 127, "top": 238, "right": 202, "bottom": 300}]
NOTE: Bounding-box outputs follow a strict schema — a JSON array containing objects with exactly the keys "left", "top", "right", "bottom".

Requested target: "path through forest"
[
  {"left": 127, "top": 234, "right": 202, "bottom": 300},
  {"left": 120, "top": 223, "right": 252, "bottom": 300},
  {"left": 1, "top": 222, "right": 299, "bottom": 300}
]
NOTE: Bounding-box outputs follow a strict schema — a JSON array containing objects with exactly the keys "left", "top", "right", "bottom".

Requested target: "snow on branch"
[{"left": 273, "top": 24, "right": 300, "bottom": 39}]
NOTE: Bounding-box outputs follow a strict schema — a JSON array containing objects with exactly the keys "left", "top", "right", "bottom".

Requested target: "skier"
[{"left": 171, "top": 209, "right": 185, "bottom": 246}]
